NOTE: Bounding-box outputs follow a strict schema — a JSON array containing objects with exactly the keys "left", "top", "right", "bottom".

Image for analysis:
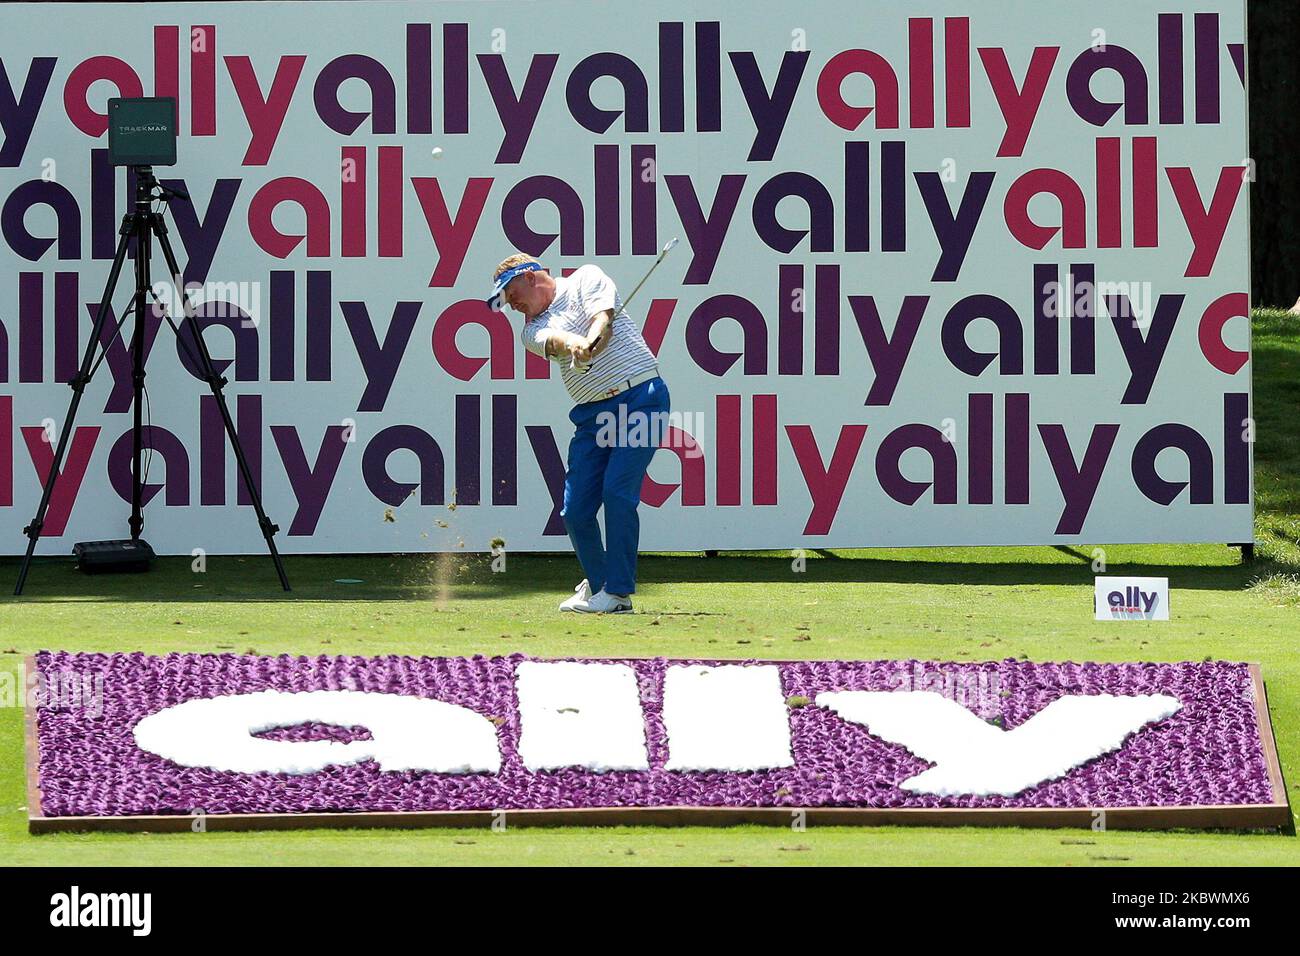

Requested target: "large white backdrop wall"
[{"left": 0, "top": 1, "right": 1252, "bottom": 554}]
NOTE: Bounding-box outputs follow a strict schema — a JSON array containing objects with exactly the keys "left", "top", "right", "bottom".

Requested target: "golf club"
[{"left": 572, "top": 236, "right": 680, "bottom": 373}]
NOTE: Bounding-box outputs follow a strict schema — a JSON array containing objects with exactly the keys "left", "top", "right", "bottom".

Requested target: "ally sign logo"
[
  {"left": 29, "top": 652, "right": 1278, "bottom": 822},
  {"left": 1095, "top": 576, "right": 1170, "bottom": 620}
]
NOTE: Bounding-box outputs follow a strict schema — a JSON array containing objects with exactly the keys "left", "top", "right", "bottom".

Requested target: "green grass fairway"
[{"left": 1, "top": 311, "right": 1297, "bottom": 867}]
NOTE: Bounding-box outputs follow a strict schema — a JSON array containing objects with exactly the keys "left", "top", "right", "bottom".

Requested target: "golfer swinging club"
[{"left": 487, "top": 253, "right": 670, "bottom": 613}]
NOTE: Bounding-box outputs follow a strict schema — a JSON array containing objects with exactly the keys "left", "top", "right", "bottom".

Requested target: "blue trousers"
[{"left": 561, "top": 376, "right": 670, "bottom": 596}]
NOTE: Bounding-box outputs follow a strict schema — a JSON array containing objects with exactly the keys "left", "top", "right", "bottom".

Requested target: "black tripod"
[{"left": 14, "top": 166, "right": 290, "bottom": 595}]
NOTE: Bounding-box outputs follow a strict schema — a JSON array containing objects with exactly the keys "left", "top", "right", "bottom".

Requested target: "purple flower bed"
[{"left": 32, "top": 651, "right": 1274, "bottom": 817}]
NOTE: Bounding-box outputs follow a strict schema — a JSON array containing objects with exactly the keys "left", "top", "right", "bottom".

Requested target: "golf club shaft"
[
  {"left": 573, "top": 240, "right": 678, "bottom": 372},
  {"left": 617, "top": 243, "right": 675, "bottom": 314}
]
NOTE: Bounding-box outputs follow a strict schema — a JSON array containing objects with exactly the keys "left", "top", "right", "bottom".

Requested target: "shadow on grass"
[{"left": 0, "top": 547, "right": 1277, "bottom": 605}]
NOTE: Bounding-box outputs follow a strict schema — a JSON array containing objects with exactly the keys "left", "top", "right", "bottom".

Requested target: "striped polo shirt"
[{"left": 520, "top": 264, "right": 659, "bottom": 404}]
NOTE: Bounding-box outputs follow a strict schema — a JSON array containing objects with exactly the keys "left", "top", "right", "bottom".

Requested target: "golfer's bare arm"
[
  {"left": 584, "top": 309, "right": 614, "bottom": 358},
  {"left": 542, "top": 309, "right": 615, "bottom": 362}
]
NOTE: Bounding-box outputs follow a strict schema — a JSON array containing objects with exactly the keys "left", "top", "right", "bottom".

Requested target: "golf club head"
[{"left": 662, "top": 237, "right": 680, "bottom": 255}]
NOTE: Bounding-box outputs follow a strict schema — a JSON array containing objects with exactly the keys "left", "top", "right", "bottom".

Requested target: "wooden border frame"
[
  {"left": 1249, "top": 663, "right": 1289, "bottom": 820},
  {"left": 23, "top": 659, "right": 43, "bottom": 830},
  {"left": 23, "top": 656, "right": 1292, "bottom": 835}
]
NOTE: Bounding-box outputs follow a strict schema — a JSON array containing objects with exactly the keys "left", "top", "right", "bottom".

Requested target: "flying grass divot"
[{"left": 26, "top": 652, "right": 1289, "bottom": 832}]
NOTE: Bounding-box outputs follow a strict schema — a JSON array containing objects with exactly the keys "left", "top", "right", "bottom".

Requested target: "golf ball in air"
[{"left": 431, "top": 147, "right": 444, "bottom": 158}]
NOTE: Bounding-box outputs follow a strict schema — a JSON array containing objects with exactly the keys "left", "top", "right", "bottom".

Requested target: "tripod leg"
[
  {"left": 129, "top": 207, "right": 150, "bottom": 542},
  {"left": 150, "top": 214, "right": 292, "bottom": 591},
  {"left": 14, "top": 218, "right": 135, "bottom": 595}
]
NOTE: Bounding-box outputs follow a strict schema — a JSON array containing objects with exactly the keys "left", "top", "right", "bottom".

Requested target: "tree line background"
[{"left": 1249, "top": 1, "right": 1298, "bottom": 307}]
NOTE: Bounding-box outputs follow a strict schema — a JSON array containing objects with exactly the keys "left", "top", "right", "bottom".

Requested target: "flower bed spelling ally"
[{"left": 31, "top": 651, "right": 1275, "bottom": 817}]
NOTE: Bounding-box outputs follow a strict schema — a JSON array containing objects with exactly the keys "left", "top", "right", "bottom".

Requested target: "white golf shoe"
[
  {"left": 558, "top": 578, "right": 592, "bottom": 612},
  {"left": 572, "top": 589, "right": 633, "bottom": 614}
]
